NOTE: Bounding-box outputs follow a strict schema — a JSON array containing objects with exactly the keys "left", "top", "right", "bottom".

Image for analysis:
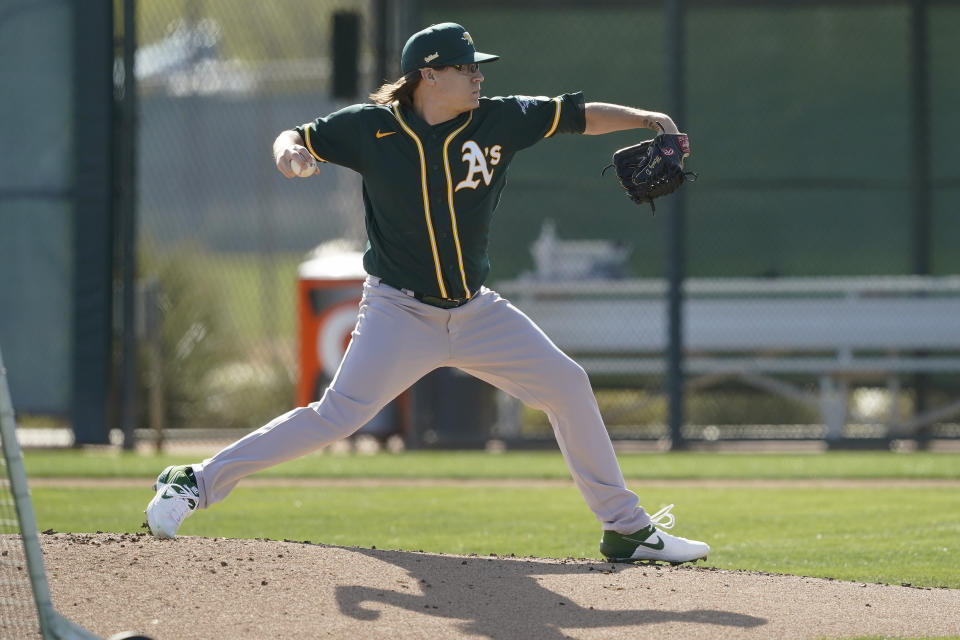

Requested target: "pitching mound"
[{"left": 41, "top": 533, "right": 958, "bottom": 640}]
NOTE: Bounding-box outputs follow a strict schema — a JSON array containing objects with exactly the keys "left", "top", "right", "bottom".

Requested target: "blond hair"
[{"left": 369, "top": 71, "right": 422, "bottom": 107}]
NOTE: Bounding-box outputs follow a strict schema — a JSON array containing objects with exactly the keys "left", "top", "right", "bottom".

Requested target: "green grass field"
[
  {"left": 23, "top": 450, "right": 960, "bottom": 590},
  {"left": 20, "top": 449, "right": 960, "bottom": 480}
]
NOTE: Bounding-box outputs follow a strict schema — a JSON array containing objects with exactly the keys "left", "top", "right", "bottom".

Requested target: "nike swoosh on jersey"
[{"left": 376, "top": 129, "right": 396, "bottom": 139}]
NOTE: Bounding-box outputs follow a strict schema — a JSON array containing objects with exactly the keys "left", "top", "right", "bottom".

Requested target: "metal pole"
[
  {"left": 909, "top": 0, "right": 931, "bottom": 447},
  {"left": 374, "top": 0, "right": 389, "bottom": 86},
  {"left": 910, "top": 0, "right": 930, "bottom": 277},
  {"left": 664, "top": 0, "right": 687, "bottom": 449},
  {"left": 71, "top": 0, "right": 114, "bottom": 445},
  {"left": 119, "top": 0, "right": 139, "bottom": 451}
]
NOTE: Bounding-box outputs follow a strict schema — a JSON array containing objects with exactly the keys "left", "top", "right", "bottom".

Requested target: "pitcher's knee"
[
  {"left": 551, "top": 357, "right": 593, "bottom": 396},
  {"left": 308, "top": 388, "right": 385, "bottom": 439}
]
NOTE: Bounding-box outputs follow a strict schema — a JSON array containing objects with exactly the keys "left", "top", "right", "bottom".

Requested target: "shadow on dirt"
[{"left": 336, "top": 547, "right": 766, "bottom": 639}]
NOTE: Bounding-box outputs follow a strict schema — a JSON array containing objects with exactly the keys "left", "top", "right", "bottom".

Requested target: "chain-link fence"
[
  {"left": 420, "top": 1, "right": 959, "bottom": 446},
  {"left": 129, "top": 0, "right": 375, "bottom": 440},
  {"left": 675, "top": 1, "right": 960, "bottom": 445},
  {"left": 128, "top": 1, "right": 960, "bottom": 449}
]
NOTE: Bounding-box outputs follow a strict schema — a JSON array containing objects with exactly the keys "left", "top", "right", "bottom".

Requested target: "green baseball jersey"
[{"left": 295, "top": 92, "right": 586, "bottom": 299}]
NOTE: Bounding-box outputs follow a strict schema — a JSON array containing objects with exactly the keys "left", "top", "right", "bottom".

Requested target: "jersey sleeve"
[
  {"left": 293, "top": 104, "right": 371, "bottom": 173},
  {"left": 499, "top": 92, "right": 586, "bottom": 151}
]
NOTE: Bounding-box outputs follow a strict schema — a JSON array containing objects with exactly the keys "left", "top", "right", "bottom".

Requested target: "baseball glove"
[{"left": 603, "top": 132, "right": 697, "bottom": 213}]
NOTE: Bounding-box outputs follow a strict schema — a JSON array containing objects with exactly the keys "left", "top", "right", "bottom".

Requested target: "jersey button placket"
[{"left": 427, "top": 149, "right": 453, "bottom": 295}]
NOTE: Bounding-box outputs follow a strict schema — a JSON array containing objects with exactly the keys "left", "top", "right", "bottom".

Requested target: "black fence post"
[
  {"left": 333, "top": 11, "right": 361, "bottom": 99},
  {"left": 72, "top": 0, "right": 115, "bottom": 445},
  {"left": 910, "top": 0, "right": 931, "bottom": 448},
  {"left": 373, "top": 0, "right": 389, "bottom": 87},
  {"left": 664, "top": 0, "right": 687, "bottom": 450},
  {"left": 116, "top": 0, "right": 139, "bottom": 451}
]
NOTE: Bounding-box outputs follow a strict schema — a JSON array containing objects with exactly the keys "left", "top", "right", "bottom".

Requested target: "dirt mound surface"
[{"left": 41, "top": 533, "right": 959, "bottom": 640}]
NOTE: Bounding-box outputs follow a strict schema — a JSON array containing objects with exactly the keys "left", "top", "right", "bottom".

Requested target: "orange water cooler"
[
  {"left": 296, "top": 248, "right": 496, "bottom": 447},
  {"left": 296, "top": 249, "right": 406, "bottom": 438}
]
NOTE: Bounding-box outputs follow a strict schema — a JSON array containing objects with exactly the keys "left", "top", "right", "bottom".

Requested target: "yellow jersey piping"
[
  {"left": 544, "top": 97, "right": 562, "bottom": 138},
  {"left": 442, "top": 111, "right": 474, "bottom": 298},
  {"left": 302, "top": 125, "right": 329, "bottom": 163},
  {"left": 391, "top": 104, "right": 448, "bottom": 298}
]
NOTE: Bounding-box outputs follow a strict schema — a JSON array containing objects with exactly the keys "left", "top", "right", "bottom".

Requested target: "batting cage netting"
[
  {"left": 0, "top": 347, "right": 102, "bottom": 640},
  {"left": 1, "top": 346, "right": 43, "bottom": 638}
]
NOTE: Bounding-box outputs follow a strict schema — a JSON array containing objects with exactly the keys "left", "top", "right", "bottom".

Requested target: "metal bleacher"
[{"left": 496, "top": 276, "right": 960, "bottom": 441}]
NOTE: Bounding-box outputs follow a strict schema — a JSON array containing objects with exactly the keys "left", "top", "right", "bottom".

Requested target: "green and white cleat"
[
  {"left": 600, "top": 504, "right": 709, "bottom": 564},
  {"left": 145, "top": 465, "right": 199, "bottom": 539}
]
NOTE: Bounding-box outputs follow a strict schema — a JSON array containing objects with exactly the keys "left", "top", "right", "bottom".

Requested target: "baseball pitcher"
[{"left": 146, "top": 22, "right": 707, "bottom": 564}]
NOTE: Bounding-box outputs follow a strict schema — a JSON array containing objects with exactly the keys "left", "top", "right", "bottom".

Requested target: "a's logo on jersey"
[
  {"left": 462, "top": 32, "right": 474, "bottom": 46},
  {"left": 455, "top": 140, "right": 502, "bottom": 192}
]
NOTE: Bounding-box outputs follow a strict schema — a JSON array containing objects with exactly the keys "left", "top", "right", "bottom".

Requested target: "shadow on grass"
[{"left": 336, "top": 547, "right": 766, "bottom": 639}]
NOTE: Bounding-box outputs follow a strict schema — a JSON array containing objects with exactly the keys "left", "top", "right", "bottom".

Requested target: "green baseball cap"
[{"left": 401, "top": 23, "right": 499, "bottom": 75}]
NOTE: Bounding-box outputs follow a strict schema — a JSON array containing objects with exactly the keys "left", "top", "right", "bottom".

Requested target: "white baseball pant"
[{"left": 193, "top": 276, "right": 651, "bottom": 534}]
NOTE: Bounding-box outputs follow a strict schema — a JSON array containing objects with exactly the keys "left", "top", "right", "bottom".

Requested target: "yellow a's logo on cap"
[{"left": 461, "top": 31, "right": 474, "bottom": 46}]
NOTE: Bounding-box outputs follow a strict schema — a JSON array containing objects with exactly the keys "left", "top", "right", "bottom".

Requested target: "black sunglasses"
[{"left": 429, "top": 63, "right": 480, "bottom": 74}]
